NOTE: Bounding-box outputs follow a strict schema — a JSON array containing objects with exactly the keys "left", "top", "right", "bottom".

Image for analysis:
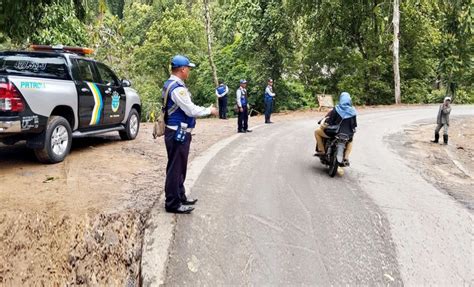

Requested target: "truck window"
[
  {"left": 72, "top": 59, "right": 97, "bottom": 83},
  {"left": 0, "top": 54, "right": 69, "bottom": 80},
  {"left": 96, "top": 62, "right": 119, "bottom": 87}
]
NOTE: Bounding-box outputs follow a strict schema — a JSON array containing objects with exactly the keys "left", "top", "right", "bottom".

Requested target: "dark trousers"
[
  {"left": 264, "top": 98, "right": 273, "bottom": 122},
  {"left": 164, "top": 128, "right": 191, "bottom": 210},
  {"left": 218, "top": 96, "right": 228, "bottom": 119},
  {"left": 237, "top": 105, "right": 248, "bottom": 131}
]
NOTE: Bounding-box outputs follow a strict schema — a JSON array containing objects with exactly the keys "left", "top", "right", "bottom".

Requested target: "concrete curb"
[{"left": 140, "top": 124, "right": 265, "bottom": 286}]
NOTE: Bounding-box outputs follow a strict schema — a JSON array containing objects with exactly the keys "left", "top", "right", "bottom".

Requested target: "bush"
[
  {"left": 425, "top": 89, "right": 446, "bottom": 104},
  {"left": 454, "top": 89, "right": 474, "bottom": 104},
  {"left": 401, "top": 79, "right": 430, "bottom": 103}
]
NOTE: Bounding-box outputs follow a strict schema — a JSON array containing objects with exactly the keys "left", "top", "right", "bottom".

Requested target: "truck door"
[
  {"left": 71, "top": 58, "right": 104, "bottom": 129},
  {"left": 94, "top": 62, "right": 125, "bottom": 126}
]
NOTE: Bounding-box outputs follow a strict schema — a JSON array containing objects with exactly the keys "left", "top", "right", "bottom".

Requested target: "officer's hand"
[
  {"left": 210, "top": 106, "right": 218, "bottom": 116},
  {"left": 239, "top": 107, "right": 243, "bottom": 113}
]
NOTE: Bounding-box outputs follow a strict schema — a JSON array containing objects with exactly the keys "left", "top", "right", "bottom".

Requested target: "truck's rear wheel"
[
  {"left": 120, "top": 108, "right": 139, "bottom": 140},
  {"left": 34, "top": 116, "right": 72, "bottom": 164}
]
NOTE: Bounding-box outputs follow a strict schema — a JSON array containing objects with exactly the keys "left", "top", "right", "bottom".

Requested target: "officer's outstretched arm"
[{"left": 172, "top": 87, "right": 211, "bottom": 117}]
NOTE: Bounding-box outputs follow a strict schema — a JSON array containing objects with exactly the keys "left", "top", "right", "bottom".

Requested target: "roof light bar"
[{"left": 30, "top": 45, "right": 94, "bottom": 55}]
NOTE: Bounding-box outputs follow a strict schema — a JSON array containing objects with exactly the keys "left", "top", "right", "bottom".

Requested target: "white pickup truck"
[{"left": 0, "top": 45, "right": 141, "bottom": 163}]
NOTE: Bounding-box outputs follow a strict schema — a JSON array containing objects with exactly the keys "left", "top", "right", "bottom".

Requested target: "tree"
[
  {"left": 203, "top": 0, "right": 218, "bottom": 87},
  {"left": 393, "top": 0, "right": 401, "bottom": 104},
  {"left": 1, "top": 0, "right": 472, "bottom": 120},
  {"left": 437, "top": 0, "right": 473, "bottom": 101},
  {"left": 203, "top": 0, "right": 219, "bottom": 106}
]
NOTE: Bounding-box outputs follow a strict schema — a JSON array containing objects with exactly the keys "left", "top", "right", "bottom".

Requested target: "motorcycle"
[{"left": 316, "top": 119, "right": 350, "bottom": 177}]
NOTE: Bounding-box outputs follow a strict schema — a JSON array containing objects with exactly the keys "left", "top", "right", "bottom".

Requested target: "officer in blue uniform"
[
  {"left": 215, "top": 80, "right": 229, "bottom": 119},
  {"left": 162, "top": 55, "right": 218, "bottom": 214},
  {"left": 264, "top": 78, "right": 276, "bottom": 123},
  {"left": 236, "top": 79, "right": 252, "bottom": 133}
]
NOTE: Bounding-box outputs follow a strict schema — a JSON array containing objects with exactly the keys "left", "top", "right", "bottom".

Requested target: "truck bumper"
[{"left": 0, "top": 117, "right": 21, "bottom": 133}]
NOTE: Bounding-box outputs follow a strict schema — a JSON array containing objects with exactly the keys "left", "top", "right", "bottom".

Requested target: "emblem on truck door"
[{"left": 111, "top": 91, "right": 120, "bottom": 113}]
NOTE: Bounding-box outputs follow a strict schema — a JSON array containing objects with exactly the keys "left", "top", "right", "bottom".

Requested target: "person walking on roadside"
[
  {"left": 236, "top": 79, "right": 252, "bottom": 133},
  {"left": 162, "top": 55, "right": 218, "bottom": 214},
  {"left": 264, "top": 78, "right": 276, "bottom": 124},
  {"left": 431, "top": 96, "right": 452, "bottom": 145},
  {"left": 216, "top": 80, "right": 229, "bottom": 119}
]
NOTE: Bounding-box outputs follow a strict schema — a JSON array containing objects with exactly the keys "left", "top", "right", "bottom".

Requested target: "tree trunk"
[
  {"left": 203, "top": 0, "right": 219, "bottom": 106},
  {"left": 392, "top": 0, "right": 401, "bottom": 104}
]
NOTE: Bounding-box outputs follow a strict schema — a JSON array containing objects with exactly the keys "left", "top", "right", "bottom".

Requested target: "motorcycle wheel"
[{"left": 328, "top": 151, "right": 338, "bottom": 177}]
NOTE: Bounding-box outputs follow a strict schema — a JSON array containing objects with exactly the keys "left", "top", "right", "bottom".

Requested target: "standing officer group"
[{"left": 163, "top": 55, "right": 279, "bottom": 213}]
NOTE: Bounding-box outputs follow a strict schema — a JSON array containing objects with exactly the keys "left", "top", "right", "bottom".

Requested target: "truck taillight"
[{"left": 0, "top": 82, "right": 25, "bottom": 112}]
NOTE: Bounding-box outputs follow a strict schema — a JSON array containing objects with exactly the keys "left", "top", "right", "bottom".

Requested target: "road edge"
[{"left": 140, "top": 124, "right": 265, "bottom": 286}]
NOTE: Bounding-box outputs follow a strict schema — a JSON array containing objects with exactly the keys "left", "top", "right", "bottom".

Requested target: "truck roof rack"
[{"left": 30, "top": 45, "right": 94, "bottom": 56}]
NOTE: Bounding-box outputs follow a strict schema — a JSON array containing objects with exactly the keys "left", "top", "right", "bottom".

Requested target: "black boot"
[
  {"left": 431, "top": 133, "right": 439, "bottom": 143},
  {"left": 443, "top": 134, "right": 448, "bottom": 145}
]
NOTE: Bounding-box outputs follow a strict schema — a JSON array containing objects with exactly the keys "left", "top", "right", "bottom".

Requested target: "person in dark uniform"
[
  {"left": 162, "top": 55, "right": 218, "bottom": 214},
  {"left": 264, "top": 78, "right": 276, "bottom": 123},
  {"left": 236, "top": 79, "right": 252, "bottom": 133},
  {"left": 215, "top": 80, "right": 229, "bottom": 119}
]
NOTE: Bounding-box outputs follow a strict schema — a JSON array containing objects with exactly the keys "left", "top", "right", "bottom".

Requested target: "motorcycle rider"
[{"left": 314, "top": 92, "right": 357, "bottom": 166}]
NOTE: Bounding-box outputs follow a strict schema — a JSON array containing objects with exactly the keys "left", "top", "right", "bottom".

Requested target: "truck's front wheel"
[
  {"left": 34, "top": 116, "right": 72, "bottom": 164},
  {"left": 119, "top": 108, "right": 140, "bottom": 140}
]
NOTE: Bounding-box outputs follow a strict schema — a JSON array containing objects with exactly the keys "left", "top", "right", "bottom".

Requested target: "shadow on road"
[{"left": 310, "top": 159, "right": 329, "bottom": 175}]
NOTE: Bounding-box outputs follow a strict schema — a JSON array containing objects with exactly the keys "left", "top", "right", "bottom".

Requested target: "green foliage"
[
  {"left": 132, "top": 3, "right": 207, "bottom": 118},
  {"left": 454, "top": 89, "right": 474, "bottom": 104},
  {"left": 0, "top": 0, "right": 473, "bottom": 122},
  {"left": 33, "top": 3, "right": 89, "bottom": 46},
  {"left": 437, "top": 0, "right": 473, "bottom": 100},
  {"left": 0, "top": 0, "right": 52, "bottom": 43}
]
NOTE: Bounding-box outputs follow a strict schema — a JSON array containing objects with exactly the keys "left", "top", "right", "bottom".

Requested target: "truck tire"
[
  {"left": 119, "top": 108, "right": 140, "bottom": 140},
  {"left": 34, "top": 116, "right": 72, "bottom": 164}
]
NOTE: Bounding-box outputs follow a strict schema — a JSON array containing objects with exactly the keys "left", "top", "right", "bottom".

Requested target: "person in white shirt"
[
  {"left": 264, "top": 78, "right": 276, "bottom": 124},
  {"left": 215, "top": 80, "right": 229, "bottom": 119},
  {"left": 236, "top": 79, "right": 252, "bottom": 133},
  {"left": 162, "top": 55, "right": 218, "bottom": 214}
]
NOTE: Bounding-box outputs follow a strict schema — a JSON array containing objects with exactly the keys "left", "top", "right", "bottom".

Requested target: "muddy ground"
[
  {"left": 388, "top": 116, "right": 474, "bottom": 211},
  {"left": 0, "top": 107, "right": 471, "bottom": 285}
]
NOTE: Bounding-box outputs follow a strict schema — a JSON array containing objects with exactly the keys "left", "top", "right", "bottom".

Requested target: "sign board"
[{"left": 317, "top": 94, "right": 334, "bottom": 111}]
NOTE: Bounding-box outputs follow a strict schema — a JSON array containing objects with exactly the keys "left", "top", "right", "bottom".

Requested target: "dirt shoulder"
[
  {"left": 0, "top": 119, "right": 232, "bottom": 285},
  {"left": 0, "top": 111, "right": 322, "bottom": 285},
  {"left": 387, "top": 116, "right": 474, "bottom": 211}
]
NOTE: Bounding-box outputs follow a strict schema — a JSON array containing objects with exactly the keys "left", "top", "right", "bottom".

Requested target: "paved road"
[{"left": 164, "top": 107, "right": 474, "bottom": 286}]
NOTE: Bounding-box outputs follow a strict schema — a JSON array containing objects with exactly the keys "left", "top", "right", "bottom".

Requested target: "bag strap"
[
  {"left": 162, "top": 80, "right": 178, "bottom": 121},
  {"left": 163, "top": 80, "right": 177, "bottom": 110}
]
